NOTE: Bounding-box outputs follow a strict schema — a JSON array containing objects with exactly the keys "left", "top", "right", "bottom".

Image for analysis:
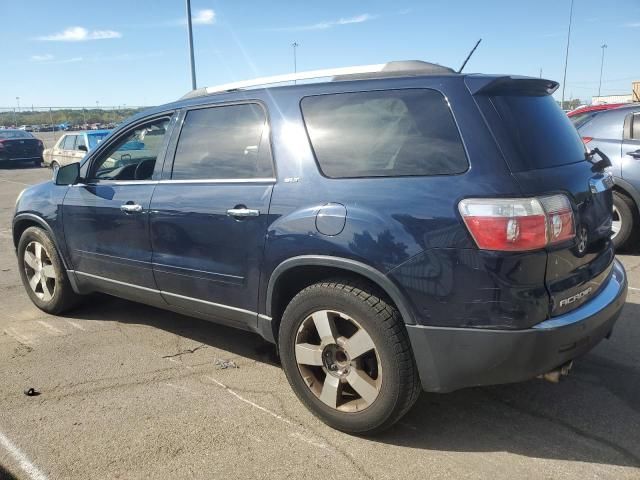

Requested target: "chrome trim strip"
[
  {"left": 533, "top": 259, "right": 626, "bottom": 330},
  {"left": 74, "top": 270, "right": 158, "bottom": 293},
  {"left": 73, "top": 270, "right": 260, "bottom": 317},
  {"left": 71, "top": 178, "right": 276, "bottom": 186},
  {"left": 258, "top": 314, "right": 272, "bottom": 322},
  {"left": 157, "top": 178, "right": 276, "bottom": 184},
  {"left": 160, "top": 290, "right": 257, "bottom": 317}
]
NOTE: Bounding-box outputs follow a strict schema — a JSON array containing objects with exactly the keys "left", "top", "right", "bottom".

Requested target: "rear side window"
[
  {"left": 301, "top": 89, "right": 468, "bottom": 178},
  {"left": 172, "top": 103, "right": 273, "bottom": 180},
  {"left": 488, "top": 95, "right": 586, "bottom": 171}
]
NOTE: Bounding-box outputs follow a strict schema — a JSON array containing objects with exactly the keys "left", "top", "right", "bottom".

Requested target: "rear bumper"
[{"left": 407, "top": 259, "right": 627, "bottom": 393}]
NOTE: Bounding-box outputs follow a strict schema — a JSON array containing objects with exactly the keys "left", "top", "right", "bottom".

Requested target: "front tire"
[
  {"left": 612, "top": 191, "right": 636, "bottom": 249},
  {"left": 279, "top": 280, "right": 420, "bottom": 434},
  {"left": 17, "top": 227, "right": 80, "bottom": 314}
]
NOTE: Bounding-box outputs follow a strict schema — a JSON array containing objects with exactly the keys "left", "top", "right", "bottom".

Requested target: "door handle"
[
  {"left": 625, "top": 150, "right": 640, "bottom": 159},
  {"left": 226, "top": 207, "right": 260, "bottom": 218},
  {"left": 120, "top": 203, "right": 143, "bottom": 213}
]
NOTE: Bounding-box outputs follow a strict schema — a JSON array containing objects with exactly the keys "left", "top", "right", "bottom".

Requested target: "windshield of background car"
[
  {"left": 87, "top": 132, "right": 110, "bottom": 149},
  {"left": 0, "top": 130, "right": 33, "bottom": 140},
  {"left": 487, "top": 94, "right": 587, "bottom": 171},
  {"left": 569, "top": 111, "right": 601, "bottom": 129}
]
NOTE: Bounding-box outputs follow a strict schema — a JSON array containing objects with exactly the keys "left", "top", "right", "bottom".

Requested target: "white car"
[{"left": 43, "top": 130, "right": 110, "bottom": 168}]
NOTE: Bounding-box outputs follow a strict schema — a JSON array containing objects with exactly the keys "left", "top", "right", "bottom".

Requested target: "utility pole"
[
  {"left": 539, "top": 68, "right": 543, "bottom": 78},
  {"left": 560, "top": 0, "right": 574, "bottom": 110},
  {"left": 15, "top": 97, "right": 20, "bottom": 125},
  {"left": 292, "top": 42, "right": 299, "bottom": 83},
  {"left": 598, "top": 44, "right": 608, "bottom": 98},
  {"left": 186, "top": 0, "right": 197, "bottom": 90}
]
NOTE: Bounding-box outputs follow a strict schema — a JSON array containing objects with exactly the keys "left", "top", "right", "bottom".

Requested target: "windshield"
[
  {"left": 488, "top": 94, "right": 587, "bottom": 171},
  {"left": 0, "top": 130, "right": 34, "bottom": 140},
  {"left": 87, "top": 132, "right": 110, "bottom": 149}
]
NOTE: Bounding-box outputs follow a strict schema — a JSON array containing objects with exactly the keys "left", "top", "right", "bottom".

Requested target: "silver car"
[
  {"left": 43, "top": 130, "right": 110, "bottom": 168},
  {"left": 575, "top": 104, "right": 640, "bottom": 249}
]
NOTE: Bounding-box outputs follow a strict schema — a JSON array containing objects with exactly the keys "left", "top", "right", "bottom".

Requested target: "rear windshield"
[
  {"left": 489, "top": 95, "right": 586, "bottom": 171},
  {"left": 301, "top": 89, "right": 468, "bottom": 178},
  {"left": 0, "top": 130, "right": 33, "bottom": 140}
]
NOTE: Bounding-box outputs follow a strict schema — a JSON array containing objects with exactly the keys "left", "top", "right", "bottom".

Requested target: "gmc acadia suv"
[{"left": 12, "top": 61, "right": 628, "bottom": 434}]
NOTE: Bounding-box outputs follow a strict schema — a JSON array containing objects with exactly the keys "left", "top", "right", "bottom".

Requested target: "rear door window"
[
  {"left": 171, "top": 103, "right": 273, "bottom": 180},
  {"left": 300, "top": 89, "right": 468, "bottom": 178},
  {"left": 487, "top": 95, "right": 587, "bottom": 171}
]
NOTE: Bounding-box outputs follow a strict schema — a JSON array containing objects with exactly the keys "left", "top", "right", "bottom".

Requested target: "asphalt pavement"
[{"left": 0, "top": 166, "right": 639, "bottom": 479}]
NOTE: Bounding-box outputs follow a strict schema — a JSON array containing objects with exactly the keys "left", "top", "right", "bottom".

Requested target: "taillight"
[
  {"left": 582, "top": 136, "right": 593, "bottom": 145},
  {"left": 459, "top": 194, "right": 575, "bottom": 251}
]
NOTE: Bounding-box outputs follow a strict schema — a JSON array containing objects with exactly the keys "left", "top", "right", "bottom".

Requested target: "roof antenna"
[{"left": 457, "top": 38, "right": 482, "bottom": 73}]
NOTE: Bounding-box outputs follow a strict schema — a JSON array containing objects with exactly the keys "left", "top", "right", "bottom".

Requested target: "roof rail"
[{"left": 181, "top": 60, "right": 455, "bottom": 99}]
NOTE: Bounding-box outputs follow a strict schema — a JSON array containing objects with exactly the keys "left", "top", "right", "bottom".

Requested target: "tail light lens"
[
  {"left": 459, "top": 194, "right": 575, "bottom": 251},
  {"left": 582, "top": 136, "right": 593, "bottom": 145}
]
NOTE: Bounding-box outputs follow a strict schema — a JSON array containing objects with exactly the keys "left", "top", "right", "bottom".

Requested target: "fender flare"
[
  {"left": 12, "top": 213, "right": 70, "bottom": 270},
  {"left": 265, "top": 255, "right": 416, "bottom": 325}
]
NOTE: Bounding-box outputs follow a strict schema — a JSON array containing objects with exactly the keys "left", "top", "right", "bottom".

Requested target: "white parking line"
[
  {"left": 36, "top": 321, "right": 63, "bottom": 335},
  {"left": 0, "top": 430, "right": 48, "bottom": 480},
  {"left": 629, "top": 286, "right": 640, "bottom": 292},
  {"left": 0, "top": 178, "right": 29, "bottom": 186}
]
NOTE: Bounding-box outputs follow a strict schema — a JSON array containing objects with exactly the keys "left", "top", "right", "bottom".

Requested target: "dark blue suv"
[{"left": 12, "top": 61, "right": 628, "bottom": 434}]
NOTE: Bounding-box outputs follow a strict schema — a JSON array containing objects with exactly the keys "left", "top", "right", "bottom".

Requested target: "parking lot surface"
[{"left": 0, "top": 167, "right": 639, "bottom": 479}]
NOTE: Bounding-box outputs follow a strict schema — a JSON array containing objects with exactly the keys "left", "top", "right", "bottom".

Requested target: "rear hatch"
[
  {"left": 1, "top": 138, "right": 42, "bottom": 159},
  {"left": 468, "top": 76, "right": 615, "bottom": 318}
]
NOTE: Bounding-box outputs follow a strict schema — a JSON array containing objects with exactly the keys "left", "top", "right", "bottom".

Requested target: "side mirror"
[
  {"left": 54, "top": 162, "right": 81, "bottom": 186},
  {"left": 78, "top": 145, "right": 88, "bottom": 152}
]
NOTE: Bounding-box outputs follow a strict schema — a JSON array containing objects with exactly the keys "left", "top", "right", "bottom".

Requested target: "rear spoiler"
[{"left": 465, "top": 75, "right": 559, "bottom": 96}]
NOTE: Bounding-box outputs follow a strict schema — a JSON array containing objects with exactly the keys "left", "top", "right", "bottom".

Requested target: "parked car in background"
[
  {"left": 568, "top": 103, "right": 627, "bottom": 129},
  {"left": 12, "top": 61, "right": 627, "bottom": 434},
  {"left": 18, "top": 125, "right": 34, "bottom": 132},
  {"left": 0, "top": 129, "right": 43, "bottom": 167},
  {"left": 575, "top": 103, "right": 640, "bottom": 249},
  {"left": 43, "top": 130, "right": 111, "bottom": 169}
]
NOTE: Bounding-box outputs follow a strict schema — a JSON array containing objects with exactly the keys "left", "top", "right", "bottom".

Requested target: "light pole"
[
  {"left": 598, "top": 44, "right": 608, "bottom": 98},
  {"left": 560, "top": 0, "right": 574, "bottom": 110},
  {"left": 186, "top": 0, "right": 197, "bottom": 90},
  {"left": 292, "top": 42, "right": 299, "bottom": 84},
  {"left": 16, "top": 97, "right": 20, "bottom": 125}
]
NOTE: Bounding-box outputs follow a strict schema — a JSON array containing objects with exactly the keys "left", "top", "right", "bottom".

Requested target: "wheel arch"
[
  {"left": 612, "top": 177, "right": 640, "bottom": 214},
  {"left": 265, "top": 256, "right": 417, "bottom": 341},
  {"left": 12, "top": 213, "right": 70, "bottom": 270}
]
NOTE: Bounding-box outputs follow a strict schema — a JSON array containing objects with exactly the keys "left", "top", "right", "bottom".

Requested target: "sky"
[{"left": 1, "top": 0, "right": 638, "bottom": 108}]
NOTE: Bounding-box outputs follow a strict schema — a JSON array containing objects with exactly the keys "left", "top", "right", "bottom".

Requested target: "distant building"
[
  {"left": 591, "top": 80, "right": 640, "bottom": 105},
  {"left": 591, "top": 94, "right": 633, "bottom": 105}
]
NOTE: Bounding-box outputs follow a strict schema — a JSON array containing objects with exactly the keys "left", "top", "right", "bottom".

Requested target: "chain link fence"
[{"left": 0, "top": 106, "right": 149, "bottom": 148}]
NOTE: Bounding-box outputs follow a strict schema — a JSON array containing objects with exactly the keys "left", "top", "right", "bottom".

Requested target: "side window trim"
[
  {"left": 162, "top": 101, "right": 276, "bottom": 183},
  {"left": 84, "top": 112, "right": 177, "bottom": 184}
]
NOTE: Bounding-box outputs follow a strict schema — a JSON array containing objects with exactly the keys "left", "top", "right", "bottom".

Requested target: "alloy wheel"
[
  {"left": 611, "top": 204, "right": 621, "bottom": 239},
  {"left": 295, "top": 310, "right": 382, "bottom": 412},
  {"left": 23, "top": 241, "right": 56, "bottom": 301}
]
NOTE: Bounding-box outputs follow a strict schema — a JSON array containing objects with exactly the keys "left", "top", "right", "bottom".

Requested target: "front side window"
[
  {"left": 90, "top": 117, "right": 170, "bottom": 181},
  {"left": 301, "top": 89, "right": 468, "bottom": 178},
  {"left": 171, "top": 103, "right": 272, "bottom": 180}
]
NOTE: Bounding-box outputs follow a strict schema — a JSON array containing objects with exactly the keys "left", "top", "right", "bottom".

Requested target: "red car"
[{"left": 568, "top": 103, "right": 626, "bottom": 127}]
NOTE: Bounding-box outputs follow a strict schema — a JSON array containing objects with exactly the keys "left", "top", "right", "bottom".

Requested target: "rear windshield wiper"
[{"left": 586, "top": 147, "right": 611, "bottom": 172}]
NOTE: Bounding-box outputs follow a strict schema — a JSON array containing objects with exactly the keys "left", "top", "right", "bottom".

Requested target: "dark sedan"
[{"left": 0, "top": 130, "right": 44, "bottom": 167}]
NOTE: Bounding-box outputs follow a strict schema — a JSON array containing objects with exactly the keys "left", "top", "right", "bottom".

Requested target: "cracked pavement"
[{"left": 0, "top": 167, "right": 639, "bottom": 479}]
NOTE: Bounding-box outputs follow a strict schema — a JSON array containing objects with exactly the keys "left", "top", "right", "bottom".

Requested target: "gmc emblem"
[{"left": 559, "top": 287, "right": 593, "bottom": 308}]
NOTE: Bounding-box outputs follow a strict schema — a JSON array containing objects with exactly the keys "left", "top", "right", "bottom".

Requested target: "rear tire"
[
  {"left": 612, "top": 191, "right": 636, "bottom": 250},
  {"left": 279, "top": 280, "right": 420, "bottom": 434},
  {"left": 17, "top": 227, "right": 81, "bottom": 314}
]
